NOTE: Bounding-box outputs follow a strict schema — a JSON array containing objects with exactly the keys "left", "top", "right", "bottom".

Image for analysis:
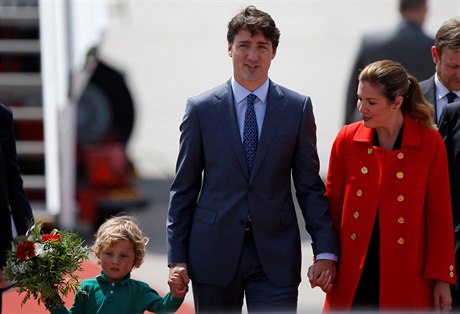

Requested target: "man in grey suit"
[
  {"left": 420, "top": 17, "right": 460, "bottom": 310},
  {"left": 167, "top": 5, "right": 339, "bottom": 313},
  {"left": 344, "top": 0, "right": 434, "bottom": 124}
]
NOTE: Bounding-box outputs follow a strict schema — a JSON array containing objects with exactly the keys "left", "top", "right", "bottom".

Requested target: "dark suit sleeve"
[
  {"left": 0, "top": 104, "right": 33, "bottom": 267},
  {"left": 344, "top": 41, "right": 365, "bottom": 125},
  {"left": 293, "top": 97, "right": 339, "bottom": 256},
  {"left": 167, "top": 98, "right": 203, "bottom": 265},
  {"left": 2, "top": 105, "right": 34, "bottom": 235}
]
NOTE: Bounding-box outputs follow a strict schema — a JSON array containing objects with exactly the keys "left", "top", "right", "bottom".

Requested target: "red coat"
[{"left": 324, "top": 116, "right": 456, "bottom": 312}]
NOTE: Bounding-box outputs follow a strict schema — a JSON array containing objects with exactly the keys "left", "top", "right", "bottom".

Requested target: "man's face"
[
  {"left": 228, "top": 29, "right": 276, "bottom": 91},
  {"left": 433, "top": 46, "right": 460, "bottom": 91}
]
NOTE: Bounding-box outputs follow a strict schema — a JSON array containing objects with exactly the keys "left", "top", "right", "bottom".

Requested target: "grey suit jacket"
[
  {"left": 420, "top": 75, "right": 439, "bottom": 121},
  {"left": 167, "top": 80, "right": 339, "bottom": 287},
  {"left": 345, "top": 20, "right": 435, "bottom": 124}
]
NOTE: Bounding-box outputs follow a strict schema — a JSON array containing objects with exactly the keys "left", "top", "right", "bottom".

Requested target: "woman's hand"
[{"left": 433, "top": 280, "right": 452, "bottom": 312}]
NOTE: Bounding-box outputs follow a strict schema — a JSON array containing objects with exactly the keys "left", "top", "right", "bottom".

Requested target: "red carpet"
[{"left": 3, "top": 260, "right": 194, "bottom": 314}]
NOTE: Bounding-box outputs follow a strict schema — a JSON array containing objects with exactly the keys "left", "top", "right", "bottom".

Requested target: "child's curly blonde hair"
[{"left": 91, "top": 215, "right": 149, "bottom": 268}]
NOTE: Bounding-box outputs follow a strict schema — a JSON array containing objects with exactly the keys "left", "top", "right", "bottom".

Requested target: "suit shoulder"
[
  {"left": 419, "top": 76, "right": 434, "bottom": 89},
  {"left": 272, "top": 83, "right": 308, "bottom": 103},
  {"left": 188, "top": 82, "right": 230, "bottom": 105}
]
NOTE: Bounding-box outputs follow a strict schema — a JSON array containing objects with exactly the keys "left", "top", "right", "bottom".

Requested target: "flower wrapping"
[{"left": 3, "top": 223, "right": 89, "bottom": 309}]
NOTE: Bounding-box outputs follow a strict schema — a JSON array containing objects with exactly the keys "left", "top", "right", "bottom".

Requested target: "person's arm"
[
  {"left": 3, "top": 105, "right": 33, "bottom": 235},
  {"left": 145, "top": 284, "right": 184, "bottom": 313},
  {"left": 293, "top": 97, "right": 340, "bottom": 291},
  {"left": 167, "top": 98, "right": 203, "bottom": 270}
]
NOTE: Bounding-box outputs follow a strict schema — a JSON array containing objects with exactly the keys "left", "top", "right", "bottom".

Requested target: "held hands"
[
  {"left": 433, "top": 280, "right": 452, "bottom": 312},
  {"left": 307, "top": 259, "right": 337, "bottom": 293},
  {"left": 168, "top": 264, "right": 190, "bottom": 298}
]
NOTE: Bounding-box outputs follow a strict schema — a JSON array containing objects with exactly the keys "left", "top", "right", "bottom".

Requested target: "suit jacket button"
[
  {"left": 356, "top": 189, "right": 363, "bottom": 197},
  {"left": 368, "top": 148, "right": 373, "bottom": 155},
  {"left": 353, "top": 211, "right": 360, "bottom": 219},
  {"left": 450, "top": 271, "right": 455, "bottom": 278},
  {"left": 397, "top": 152, "right": 405, "bottom": 159},
  {"left": 450, "top": 265, "right": 454, "bottom": 271},
  {"left": 397, "top": 195, "right": 405, "bottom": 202},
  {"left": 361, "top": 167, "right": 368, "bottom": 174},
  {"left": 397, "top": 237, "right": 405, "bottom": 245},
  {"left": 397, "top": 217, "right": 405, "bottom": 224},
  {"left": 396, "top": 171, "right": 404, "bottom": 179},
  {"left": 351, "top": 233, "right": 357, "bottom": 240}
]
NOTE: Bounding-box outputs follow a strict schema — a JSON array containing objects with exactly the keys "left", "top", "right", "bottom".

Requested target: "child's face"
[{"left": 99, "top": 239, "right": 136, "bottom": 282}]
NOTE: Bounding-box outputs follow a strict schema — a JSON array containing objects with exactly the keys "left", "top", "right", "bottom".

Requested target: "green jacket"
[{"left": 50, "top": 272, "right": 183, "bottom": 314}]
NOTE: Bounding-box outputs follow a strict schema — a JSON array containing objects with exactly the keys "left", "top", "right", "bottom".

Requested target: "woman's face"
[{"left": 357, "top": 81, "right": 401, "bottom": 129}]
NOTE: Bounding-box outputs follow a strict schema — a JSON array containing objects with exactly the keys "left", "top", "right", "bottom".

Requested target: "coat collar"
[{"left": 353, "top": 114, "right": 422, "bottom": 148}]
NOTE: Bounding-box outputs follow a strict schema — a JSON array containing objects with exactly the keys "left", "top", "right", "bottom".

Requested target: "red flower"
[
  {"left": 42, "top": 233, "right": 62, "bottom": 242},
  {"left": 16, "top": 241, "right": 35, "bottom": 261}
]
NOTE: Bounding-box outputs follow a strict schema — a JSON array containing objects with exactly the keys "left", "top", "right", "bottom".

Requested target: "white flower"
[{"left": 34, "top": 243, "right": 47, "bottom": 257}]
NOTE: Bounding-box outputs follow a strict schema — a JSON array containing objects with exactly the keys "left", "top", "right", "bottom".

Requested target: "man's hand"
[
  {"left": 307, "top": 259, "right": 336, "bottom": 293},
  {"left": 168, "top": 263, "right": 190, "bottom": 298},
  {"left": 433, "top": 280, "right": 452, "bottom": 312}
]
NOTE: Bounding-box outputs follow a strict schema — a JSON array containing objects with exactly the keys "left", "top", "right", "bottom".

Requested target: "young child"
[{"left": 49, "top": 215, "right": 188, "bottom": 313}]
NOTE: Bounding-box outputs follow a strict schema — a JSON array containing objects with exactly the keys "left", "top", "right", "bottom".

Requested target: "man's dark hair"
[
  {"left": 227, "top": 6, "right": 280, "bottom": 51},
  {"left": 399, "top": 0, "right": 427, "bottom": 13}
]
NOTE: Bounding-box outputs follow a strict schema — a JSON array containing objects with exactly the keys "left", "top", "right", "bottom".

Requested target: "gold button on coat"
[
  {"left": 356, "top": 189, "right": 363, "bottom": 197},
  {"left": 397, "top": 152, "right": 404, "bottom": 159},
  {"left": 397, "top": 195, "right": 405, "bottom": 202},
  {"left": 397, "top": 217, "right": 405, "bottom": 224},
  {"left": 361, "top": 167, "right": 368, "bottom": 174},
  {"left": 397, "top": 237, "right": 405, "bottom": 244},
  {"left": 353, "top": 211, "right": 360, "bottom": 219},
  {"left": 450, "top": 271, "right": 455, "bottom": 278},
  {"left": 396, "top": 172, "right": 404, "bottom": 179},
  {"left": 368, "top": 148, "right": 373, "bottom": 154},
  {"left": 351, "top": 233, "right": 357, "bottom": 240},
  {"left": 450, "top": 265, "right": 454, "bottom": 271}
]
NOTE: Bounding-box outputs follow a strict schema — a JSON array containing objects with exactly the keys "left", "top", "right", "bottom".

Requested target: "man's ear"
[{"left": 431, "top": 46, "right": 439, "bottom": 64}]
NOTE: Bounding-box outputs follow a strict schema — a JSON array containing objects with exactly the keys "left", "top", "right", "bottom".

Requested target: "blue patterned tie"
[{"left": 243, "top": 94, "right": 258, "bottom": 174}]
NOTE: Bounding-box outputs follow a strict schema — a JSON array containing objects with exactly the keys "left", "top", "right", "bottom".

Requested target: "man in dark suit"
[
  {"left": 0, "top": 103, "right": 34, "bottom": 313},
  {"left": 420, "top": 17, "right": 460, "bottom": 122},
  {"left": 167, "top": 5, "right": 339, "bottom": 313},
  {"left": 438, "top": 102, "right": 460, "bottom": 310},
  {"left": 344, "top": 0, "right": 434, "bottom": 124},
  {"left": 420, "top": 17, "right": 460, "bottom": 310}
]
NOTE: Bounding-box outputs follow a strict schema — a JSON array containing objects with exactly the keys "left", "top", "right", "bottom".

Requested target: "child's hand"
[{"left": 168, "top": 273, "right": 188, "bottom": 298}]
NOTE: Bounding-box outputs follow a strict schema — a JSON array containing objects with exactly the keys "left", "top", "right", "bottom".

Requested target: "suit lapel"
[
  {"left": 213, "top": 81, "right": 250, "bottom": 178},
  {"left": 251, "top": 81, "right": 287, "bottom": 179}
]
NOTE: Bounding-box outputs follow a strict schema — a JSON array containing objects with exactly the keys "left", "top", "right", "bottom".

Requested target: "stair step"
[
  {"left": 0, "top": 39, "right": 41, "bottom": 54},
  {"left": 22, "top": 174, "right": 46, "bottom": 190},
  {"left": 0, "top": 73, "right": 41, "bottom": 87},
  {"left": 11, "top": 106, "right": 43, "bottom": 120},
  {"left": 16, "top": 140, "right": 44, "bottom": 155}
]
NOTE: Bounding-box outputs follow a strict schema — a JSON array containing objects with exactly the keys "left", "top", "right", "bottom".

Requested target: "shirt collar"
[
  {"left": 97, "top": 271, "right": 131, "bottom": 285},
  {"left": 434, "top": 75, "right": 459, "bottom": 100},
  {"left": 231, "top": 77, "right": 269, "bottom": 104}
]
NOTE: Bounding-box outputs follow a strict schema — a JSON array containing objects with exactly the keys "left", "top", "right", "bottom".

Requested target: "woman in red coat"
[{"left": 323, "top": 60, "right": 456, "bottom": 312}]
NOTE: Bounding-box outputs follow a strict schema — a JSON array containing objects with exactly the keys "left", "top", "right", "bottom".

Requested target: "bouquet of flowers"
[{"left": 3, "top": 223, "right": 89, "bottom": 309}]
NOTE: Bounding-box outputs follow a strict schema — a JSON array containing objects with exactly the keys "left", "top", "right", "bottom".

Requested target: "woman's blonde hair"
[
  {"left": 359, "top": 60, "right": 436, "bottom": 130},
  {"left": 91, "top": 215, "right": 149, "bottom": 268}
]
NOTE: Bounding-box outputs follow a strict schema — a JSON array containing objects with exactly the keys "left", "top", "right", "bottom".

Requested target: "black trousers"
[{"left": 192, "top": 231, "right": 298, "bottom": 313}]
